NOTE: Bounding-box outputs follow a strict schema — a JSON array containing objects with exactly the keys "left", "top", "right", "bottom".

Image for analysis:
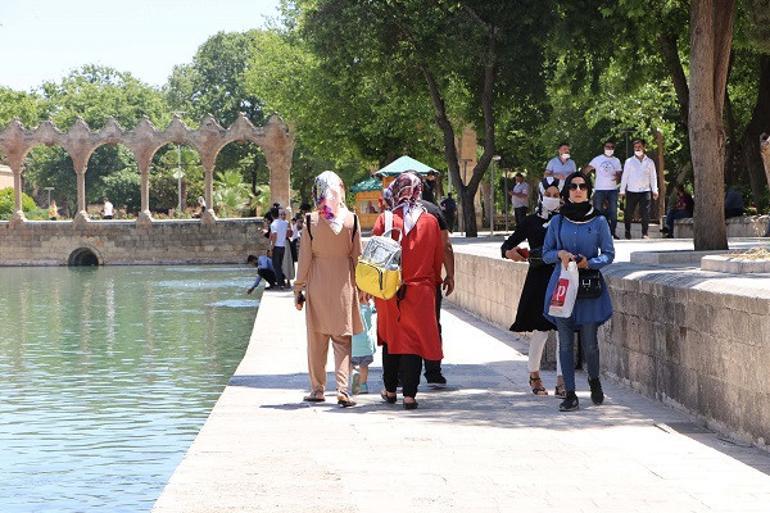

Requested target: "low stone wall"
[
  {"left": 674, "top": 215, "right": 770, "bottom": 238},
  {"left": 0, "top": 218, "right": 267, "bottom": 265},
  {"left": 449, "top": 249, "right": 770, "bottom": 448}
]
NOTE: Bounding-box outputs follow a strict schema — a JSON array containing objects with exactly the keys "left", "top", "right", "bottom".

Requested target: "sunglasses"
[{"left": 568, "top": 183, "right": 589, "bottom": 191}]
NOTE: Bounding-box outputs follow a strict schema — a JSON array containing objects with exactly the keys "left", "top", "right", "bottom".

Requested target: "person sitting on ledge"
[
  {"left": 724, "top": 186, "right": 745, "bottom": 219},
  {"left": 663, "top": 184, "right": 694, "bottom": 238}
]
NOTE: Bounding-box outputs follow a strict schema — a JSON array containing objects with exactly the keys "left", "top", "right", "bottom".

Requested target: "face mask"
[
  {"left": 541, "top": 196, "right": 561, "bottom": 212},
  {"left": 561, "top": 153, "right": 571, "bottom": 160},
  {"left": 604, "top": 149, "right": 614, "bottom": 157},
  {"left": 635, "top": 150, "right": 644, "bottom": 157}
]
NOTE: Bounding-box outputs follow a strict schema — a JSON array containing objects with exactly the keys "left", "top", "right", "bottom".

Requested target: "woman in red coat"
[{"left": 373, "top": 172, "right": 444, "bottom": 410}]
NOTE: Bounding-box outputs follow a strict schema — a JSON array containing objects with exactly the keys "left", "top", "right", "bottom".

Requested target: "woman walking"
[
  {"left": 373, "top": 172, "right": 443, "bottom": 410},
  {"left": 542, "top": 172, "right": 615, "bottom": 412},
  {"left": 294, "top": 171, "right": 362, "bottom": 407},
  {"left": 501, "top": 180, "right": 565, "bottom": 397}
]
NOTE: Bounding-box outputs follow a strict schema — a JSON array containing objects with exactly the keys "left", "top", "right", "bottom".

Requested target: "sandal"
[
  {"left": 380, "top": 390, "right": 397, "bottom": 404},
  {"left": 337, "top": 392, "right": 356, "bottom": 408},
  {"left": 529, "top": 375, "right": 548, "bottom": 396},
  {"left": 554, "top": 383, "right": 567, "bottom": 399},
  {"left": 403, "top": 398, "right": 418, "bottom": 410},
  {"left": 303, "top": 390, "right": 325, "bottom": 402}
]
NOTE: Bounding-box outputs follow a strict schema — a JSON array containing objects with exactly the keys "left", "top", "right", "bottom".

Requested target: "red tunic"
[{"left": 372, "top": 209, "right": 444, "bottom": 360}]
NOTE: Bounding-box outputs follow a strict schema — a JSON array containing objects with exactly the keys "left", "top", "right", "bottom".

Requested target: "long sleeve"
[
  {"left": 648, "top": 160, "right": 658, "bottom": 194},
  {"left": 293, "top": 220, "right": 313, "bottom": 292},
  {"left": 542, "top": 216, "right": 561, "bottom": 264},
  {"left": 500, "top": 222, "right": 528, "bottom": 257},
  {"left": 252, "top": 275, "right": 262, "bottom": 288},
  {"left": 588, "top": 219, "right": 615, "bottom": 270},
  {"left": 619, "top": 159, "right": 630, "bottom": 193}
]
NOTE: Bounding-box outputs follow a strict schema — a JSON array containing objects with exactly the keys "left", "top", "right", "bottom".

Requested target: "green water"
[{"left": 0, "top": 266, "right": 259, "bottom": 513}]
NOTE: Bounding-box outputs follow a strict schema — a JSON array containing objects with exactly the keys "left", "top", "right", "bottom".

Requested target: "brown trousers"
[{"left": 307, "top": 331, "right": 352, "bottom": 393}]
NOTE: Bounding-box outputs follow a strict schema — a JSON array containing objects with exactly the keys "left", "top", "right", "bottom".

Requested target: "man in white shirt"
[
  {"left": 544, "top": 142, "right": 577, "bottom": 181},
  {"left": 102, "top": 198, "right": 114, "bottom": 220},
  {"left": 269, "top": 208, "right": 292, "bottom": 287},
  {"left": 510, "top": 173, "right": 530, "bottom": 227},
  {"left": 583, "top": 140, "right": 622, "bottom": 238},
  {"left": 619, "top": 139, "right": 659, "bottom": 239}
]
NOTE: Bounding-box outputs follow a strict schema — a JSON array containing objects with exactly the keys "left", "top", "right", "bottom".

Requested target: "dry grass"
[{"left": 728, "top": 247, "right": 770, "bottom": 260}]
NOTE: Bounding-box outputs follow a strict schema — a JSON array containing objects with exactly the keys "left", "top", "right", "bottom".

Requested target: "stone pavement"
[{"left": 153, "top": 289, "right": 770, "bottom": 513}]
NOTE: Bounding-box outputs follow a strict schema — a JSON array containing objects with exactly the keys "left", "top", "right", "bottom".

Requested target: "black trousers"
[
  {"left": 423, "top": 286, "right": 443, "bottom": 380},
  {"left": 257, "top": 268, "right": 277, "bottom": 287},
  {"left": 514, "top": 206, "right": 528, "bottom": 228},
  {"left": 272, "top": 246, "right": 286, "bottom": 286},
  {"left": 383, "top": 344, "right": 422, "bottom": 398},
  {"left": 624, "top": 191, "right": 651, "bottom": 237}
]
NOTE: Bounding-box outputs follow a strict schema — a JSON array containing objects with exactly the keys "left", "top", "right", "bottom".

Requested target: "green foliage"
[
  {"left": 213, "top": 170, "right": 253, "bottom": 218},
  {"left": 0, "top": 188, "right": 39, "bottom": 220},
  {"left": 99, "top": 168, "right": 140, "bottom": 212}
]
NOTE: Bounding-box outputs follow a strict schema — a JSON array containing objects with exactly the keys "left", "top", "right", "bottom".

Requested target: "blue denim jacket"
[{"left": 542, "top": 214, "right": 615, "bottom": 326}]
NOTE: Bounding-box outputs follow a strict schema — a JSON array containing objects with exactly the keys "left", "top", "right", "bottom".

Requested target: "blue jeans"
[
  {"left": 592, "top": 189, "right": 618, "bottom": 236},
  {"left": 665, "top": 209, "right": 690, "bottom": 234},
  {"left": 554, "top": 317, "right": 600, "bottom": 391}
]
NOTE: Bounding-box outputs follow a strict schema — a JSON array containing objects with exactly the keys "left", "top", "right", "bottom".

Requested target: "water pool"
[{"left": 0, "top": 266, "right": 258, "bottom": 512}]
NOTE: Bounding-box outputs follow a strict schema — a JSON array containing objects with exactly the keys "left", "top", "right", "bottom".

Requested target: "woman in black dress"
[{"left": 501, "top": 179, "right": 565, "bottom": 396}]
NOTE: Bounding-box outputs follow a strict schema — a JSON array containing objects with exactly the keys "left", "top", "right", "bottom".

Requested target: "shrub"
[{"left": 0, "top": 188, "right": 39, "bottom": 220}]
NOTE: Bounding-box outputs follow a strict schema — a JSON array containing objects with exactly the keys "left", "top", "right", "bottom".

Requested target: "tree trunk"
[
  {"left": 740, "top": 55, "right": 770, "bottom": 207},
  {"left": 658, "top": 31, "right": 690, "bottom": 130},
  {"left": 688, "top": 0, "right": 736, "bottom": 250}
]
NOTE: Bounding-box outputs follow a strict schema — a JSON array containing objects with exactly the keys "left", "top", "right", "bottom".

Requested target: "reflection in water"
[{"left": 0, "top": 266, "right": 257, "bottom": 513}]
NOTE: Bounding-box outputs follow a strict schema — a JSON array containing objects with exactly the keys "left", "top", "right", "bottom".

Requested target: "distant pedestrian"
[
  {"left": 545, "top": 142, "right": 577, "bottom": 181},
  {"left": 270, "top": 208, "right": 291, "bottom": 288},
  {"left": 725, "top": 187, "right": 745, "bottom": 218},
  {"left": 501, "top": 183, "right": 565, "bottom": 397},
  {"left": 374, "top": 172, "right": 443, "bottom": 410},
  {"left": 246, "top": 251, "right": 277, "bottom": 292},
  {"left": 440, "top": 193, "right": 457, "bottom": 232},
  {"left": 620, "top": 139, "right": 658, "bottom": 239},
  {"left": 289, "top": 215, "right": 303, "bottom": 262},
  {"left": 510, "top": 173, "right": 530, "bottom": 227},
  {"left": 351, "top": 299, "right": 376, "bottom": 395},
  {"left": 543, "top": 172, "right": 615, "bottom": 412},
  {"left": 422, "top": 170, "right": 439, "bottom": 203},
  {"left": 294, "top": 171, "right": 362, "bottom": 407},
  {"left": 664, "top": 184, "right": 694, "bottom": 238},
  {"left": 583, "top": 140, "right": 622, "bottom": 238},
  {"left": 48, "top": 200, "right": 58, "bottom": 221},
  {"left": 102, "top": 198, "right": 114, "bottom": 220}
]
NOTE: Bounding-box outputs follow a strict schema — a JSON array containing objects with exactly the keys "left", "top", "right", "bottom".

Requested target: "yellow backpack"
[{"left": 355, "top": 210, "right": 402, "bottom": 300}]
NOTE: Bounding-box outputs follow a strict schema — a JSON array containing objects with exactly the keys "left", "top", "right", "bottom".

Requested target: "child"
[{"left": 351, "top": 299, "right": 376, "bottom": 395}]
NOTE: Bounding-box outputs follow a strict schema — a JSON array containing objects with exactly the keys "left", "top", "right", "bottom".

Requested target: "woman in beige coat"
[{"left": 294, "top": 171, "right": 362, "bottom": 407}]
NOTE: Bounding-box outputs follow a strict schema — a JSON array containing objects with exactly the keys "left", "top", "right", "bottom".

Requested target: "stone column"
[
  {"left": 137, "top": 162, "right": 153, "bottom": 226},
  {"left": 73, "top": 164, "right": 90, "bottom": 225},
  {"left": 201, "top": 161, "right": 216, "bottom": 225},
  {"left": 11, "top": 165, "right": 24, "bottom": 222},
  {"left": 263, "top": 115, "right": 294, "bottom": 208}
]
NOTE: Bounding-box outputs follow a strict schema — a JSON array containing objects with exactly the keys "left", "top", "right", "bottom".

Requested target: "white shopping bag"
[{"left": 548, "top": 261, "right": 579, "bottom": 318}]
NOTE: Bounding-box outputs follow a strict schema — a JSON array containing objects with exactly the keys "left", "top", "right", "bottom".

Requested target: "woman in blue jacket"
[{"left": 542, "top": 172, "right": 615, "bottom": 412}]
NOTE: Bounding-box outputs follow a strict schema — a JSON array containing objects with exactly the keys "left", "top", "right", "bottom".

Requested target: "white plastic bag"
[{"left": 548, "top": 261, "right": 579, "bottom": 318}]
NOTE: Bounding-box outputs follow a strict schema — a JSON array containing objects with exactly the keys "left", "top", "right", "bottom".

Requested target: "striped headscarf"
[{"left": 312, "top": 170, "right": 348, "bottom": 234}]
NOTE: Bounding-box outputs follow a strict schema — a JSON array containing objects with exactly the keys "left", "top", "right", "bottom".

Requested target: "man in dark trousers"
[
  {"left": 418, "top": 199, "right": 455, "bottom": 388},
  {"left": 246, "top": 251, "right": 277, "bottom": 292},
  {"left": 440, "top": 193, "right": 457, "bottom": 233}
]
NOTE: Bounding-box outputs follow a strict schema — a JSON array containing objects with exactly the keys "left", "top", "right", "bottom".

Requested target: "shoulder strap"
[
  {"left": 305, "top": 214, "right": 312, "bottom": 241},
  {"left": 352, "top": 214, "right": 358, "bottom": 242},
  {"left": 382, "top": 210, "right": 402, "bottom": 242}
]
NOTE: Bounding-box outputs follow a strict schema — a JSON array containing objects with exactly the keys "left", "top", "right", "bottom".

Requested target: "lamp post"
[
  {"left": 172, "top": 144, "right": 185, "bottom": 214},
  {"left": 490, "top": 155, "right": 501, "bottom": 236}
]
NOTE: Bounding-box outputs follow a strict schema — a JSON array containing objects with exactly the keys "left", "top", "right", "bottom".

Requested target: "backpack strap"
[
  {"left": 352, "top": 214, "right": 358, "bottom": 242},
  {"left": 382, "top": 210, "right": 402, "bottom": 242},
  {"left": 305, "top": 214, "right": 312, "bottom": 241}
]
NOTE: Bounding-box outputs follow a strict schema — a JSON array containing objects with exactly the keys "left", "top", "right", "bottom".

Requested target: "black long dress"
[{"left": 500, "top": 213, "right": 556, "bottom": 332}]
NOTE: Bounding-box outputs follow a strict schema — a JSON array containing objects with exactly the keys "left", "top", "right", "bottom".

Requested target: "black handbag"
[
  {"left": 527, "top": 247, "right": 546, "bottom": 269},
  {"left": 577, "top": 269, "right": 603, "bottom": 299},
  {"left": 555, "top": 216, "right": 603, "bottom": 299}
]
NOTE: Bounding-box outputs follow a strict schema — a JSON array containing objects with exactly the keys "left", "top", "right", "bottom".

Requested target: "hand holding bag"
[
  {"left": 548, "top": 260, "right": 579, "bottom": 318},
  {"left": 554, "top": 216, "right": 603, "bottom": 299}
]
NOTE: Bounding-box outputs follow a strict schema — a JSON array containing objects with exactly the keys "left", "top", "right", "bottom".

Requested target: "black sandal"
[
  {"left": 380, "top": 390, "right": 397, "bottom": 404},
  {"left": 529, "top": 375, "right": 548, "bottom": 396}
]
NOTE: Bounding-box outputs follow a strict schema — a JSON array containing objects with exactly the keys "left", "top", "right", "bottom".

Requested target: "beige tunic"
[{"left": 294, "top": 211, "right": 363, "bottom": 336}]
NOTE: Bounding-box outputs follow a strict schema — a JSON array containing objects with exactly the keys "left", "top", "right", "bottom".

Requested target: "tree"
[
  {"left": 688, "top": 0, "right": 736, "bottom": 250},
  {"left": 213, "top": 169, "right": 253, "bottom": 218}
]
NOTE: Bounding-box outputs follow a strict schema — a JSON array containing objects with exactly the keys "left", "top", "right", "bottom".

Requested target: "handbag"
[
  {"left": 555, "top": 216, "right": 603, "bottom": 299},
  {"left": 355, "top": 210, "right": 402, "bottom": 300},
  {"left": 527, "top": 247, "right": 546, "bottom": 269}
]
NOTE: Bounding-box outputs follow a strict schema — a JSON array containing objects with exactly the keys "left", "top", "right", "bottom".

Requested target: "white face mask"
[
  {"left": 604, "top": 149, "right": 614, "bottom": 157},
  {"left": 635, "top": 150, "right": 644, "bottom": 157},
  {"left": 541, "top": 196, "right": 561, "bottom": 212},
  {"left": 561, "top": 153, "right": 571, "bottom": 160}
]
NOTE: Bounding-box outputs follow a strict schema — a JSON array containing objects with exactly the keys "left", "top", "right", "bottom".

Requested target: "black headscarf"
[{"left": 559, "top": 171, "right": 598, "bottom": 222}]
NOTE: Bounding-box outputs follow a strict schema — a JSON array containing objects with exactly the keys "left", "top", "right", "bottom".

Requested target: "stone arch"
[
  {"left": 67, "top": 246, "right": 102, "bottom": 266},
  {"left": 0, "top": 114, "right": 294, "bottom": 226}
]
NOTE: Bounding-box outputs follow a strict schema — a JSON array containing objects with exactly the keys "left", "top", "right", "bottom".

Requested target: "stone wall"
[
  {"left": 0, "top": 218, "right": 267, "bottom": 265},
  {"left": 674, "top": 215, "right": 770, "bottom": 238},
  {"left": 449, "top": 249, "right": 770, "bottom": 447}
]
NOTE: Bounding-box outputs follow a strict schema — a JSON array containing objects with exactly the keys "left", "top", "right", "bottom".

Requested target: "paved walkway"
[{"left": 153, "top": 289, "right": 770, "bottom": 513}]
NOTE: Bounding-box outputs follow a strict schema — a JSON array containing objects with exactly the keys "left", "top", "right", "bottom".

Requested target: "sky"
[{"left": 0, "top": 0, "right": 282, "bottom": 91}]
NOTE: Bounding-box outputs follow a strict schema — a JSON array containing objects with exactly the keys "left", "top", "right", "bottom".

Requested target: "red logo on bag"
[{"left": 551, "top": 278, "right": 569, "bottom": 307}]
